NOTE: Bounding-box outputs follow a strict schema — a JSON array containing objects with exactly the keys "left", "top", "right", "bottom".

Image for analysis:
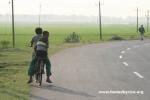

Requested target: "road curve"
[{"left": 30, "top": 39, "right": 150, "bottom": 100}]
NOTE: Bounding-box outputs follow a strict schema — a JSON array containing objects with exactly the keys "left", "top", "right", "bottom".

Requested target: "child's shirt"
[
  {"left": 31, "top": 34, "right": 42, "bottom": 47},
  {"left": 36, "top": 37, "right": 48, "bottom": 51}
]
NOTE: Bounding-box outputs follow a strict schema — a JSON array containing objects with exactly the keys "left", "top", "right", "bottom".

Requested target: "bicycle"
[{"left": 35, "top": 56, "right": 45, "bottom": 86}]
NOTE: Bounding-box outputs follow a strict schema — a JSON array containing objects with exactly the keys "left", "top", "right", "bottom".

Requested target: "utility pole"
[
  {"left": 12, "top": 0, "right": 15, "bottom": 48},
  {"left": 146, "top": 10, "right": 149, "bottom": 32},
  {"left": 39, "top": 1, "right": 41, "bottom": 27},
  {"left": 137, "top": 8, "right": 139, "bottom": 34},
  {"left": 99, "top": 1, "right": 102, "bottom": 40}
]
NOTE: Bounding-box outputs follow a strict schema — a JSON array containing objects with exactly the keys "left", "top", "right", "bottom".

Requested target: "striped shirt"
[
  {"left": 31, "top": 34, "right": 42, "bottom": 47},
  {"left": 36, "top": 41, "right": 48, "bottom": 51}
]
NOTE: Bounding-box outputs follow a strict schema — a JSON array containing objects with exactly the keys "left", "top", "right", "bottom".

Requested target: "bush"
[
  {"left": 110, "top": 35, "right": 124, "bottom": 40},
  {"left": 65, "top": 32, "right": 80, "bottom": 43},
  {"left": 0, "top": 40, "right": 10, "bottom": 48}
]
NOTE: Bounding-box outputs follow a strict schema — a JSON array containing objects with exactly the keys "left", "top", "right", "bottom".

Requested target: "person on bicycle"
[
  {"left": 31, "top": 27, "right": 43, "bottom": 57},
  {"left": 28, "top": 27, "right": 42, "bottom": 83},
  {"left": 35, "top": 31, "right": 52, "bottom": 83},
  {"left": 28, "top": 31, "right": 52, "bottom": 83}
]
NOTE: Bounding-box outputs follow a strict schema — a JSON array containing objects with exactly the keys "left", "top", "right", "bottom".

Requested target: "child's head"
[
  {"left": 43, "top": 31, "right": 49, "bottom": 37},
  {"left": 35, "top": 27, "right": 42, "bottom": 35}
]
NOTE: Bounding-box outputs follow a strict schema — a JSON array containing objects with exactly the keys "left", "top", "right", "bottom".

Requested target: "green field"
[
  {"left": 1, "top": 23, "right": 150, "bottom": 47},
  {"left": 0, "top": 23, "right": 150, "bottom": 99}
]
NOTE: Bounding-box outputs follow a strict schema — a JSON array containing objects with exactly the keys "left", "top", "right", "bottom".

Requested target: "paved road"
[{"left": 30, "top": 40, "right": 150, "bottom": 100}]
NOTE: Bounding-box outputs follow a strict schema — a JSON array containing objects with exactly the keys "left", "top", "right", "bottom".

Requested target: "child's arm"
[
  {"left": 47, "top": 40, "right": 49, "bottom": 48},
  {"left": 34, "top": 45, "right": 37, "bottom": 52},
  {"left": 45, "top": 37, "right": 49, "bottom": 48}
]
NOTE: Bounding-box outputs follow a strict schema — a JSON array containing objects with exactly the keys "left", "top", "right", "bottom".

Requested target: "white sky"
[{"left": 0, "top": 0, "right": 150, "bottom": 17}]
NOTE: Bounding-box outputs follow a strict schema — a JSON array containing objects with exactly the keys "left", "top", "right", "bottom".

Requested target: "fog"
[
  {"left": 0, "top": 0, "right": 150, "bottom": 17},
  {"left": 0, "top": 14, "right": 147, "bottom": 25}
]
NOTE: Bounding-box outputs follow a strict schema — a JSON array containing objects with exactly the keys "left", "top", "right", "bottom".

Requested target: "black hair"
[
  {"left": 35, "top": 27, "right": 42, "bottom": 34},
  {"left": 43, "top": 31, "right": 49, "bottom": 37}
]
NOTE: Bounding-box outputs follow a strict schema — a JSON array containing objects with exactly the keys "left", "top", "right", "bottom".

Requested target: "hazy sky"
[{"left": 0, "top": 0, "right": 150, "bottom": 17}]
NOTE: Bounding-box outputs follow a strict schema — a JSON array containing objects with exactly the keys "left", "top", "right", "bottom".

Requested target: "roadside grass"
[
  {"left": 0, "top": 23, "right": 150, "bottom": 99},
  {"left": 0, "top": 44, "right": 81, "bottom": 100},
  {"left": 0, "top": 48, "right": 30, "bottom": 100}
]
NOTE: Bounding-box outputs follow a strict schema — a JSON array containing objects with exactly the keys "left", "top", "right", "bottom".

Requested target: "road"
[{"left": 30, "top": 40, "right": 150, "bottom": 100}]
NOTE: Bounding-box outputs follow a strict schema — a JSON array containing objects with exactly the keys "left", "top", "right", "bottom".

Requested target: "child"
[
  {"left": 31, "top": 27, "right": 43, "bottom": 57},
  {"left": 27, "top": 27, "right": 42, "bottom": 83},
  {"left": 28, "top": 31, "right": 52, "bottom": 83},
  {"left": 36, "top": 31, "right": 52, "bottom": 83}
]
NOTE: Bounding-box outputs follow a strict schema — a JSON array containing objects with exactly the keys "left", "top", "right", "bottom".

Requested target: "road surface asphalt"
[{"left": 30, "top": 39, "right": 150, "bottom": 100}]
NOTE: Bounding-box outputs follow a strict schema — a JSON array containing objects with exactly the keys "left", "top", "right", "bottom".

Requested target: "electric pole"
[
  {"left": 39, "top": 1, "right": 41, "bottom": 27},
  {"left": 137, "top": 8, "right": 139, "bottom": 34},
  {"left": 146, "top": 10, "right": 149, "bottom": 32},
  {"left": 12, "top": 0, "right": 15, "bottom": 48},
  {"left": 99, "top": 1, "right": 102, "bottom": 40}
]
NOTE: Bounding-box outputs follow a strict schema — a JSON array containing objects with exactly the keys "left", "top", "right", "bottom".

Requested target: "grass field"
[
  {"left": 0, "top": 23, "right": 150, "bottom": 99},
  {"left": 1, "top": 23, "right": 150, "bottom": 47},
  {"left": 0, "top": 48, "right": 30, "bottom": 100}
]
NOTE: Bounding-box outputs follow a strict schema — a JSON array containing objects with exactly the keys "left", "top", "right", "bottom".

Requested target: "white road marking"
[
  {"left": 123, "top": 62, "right": 129, "bottom": 66},
  {"left": 144, "top": 43, "right": 150, "bottom": 46},
  {"left": 121, "top": 51, "right": 125, "bottom": 54},
  {"left": 127, "top": 48, "right": 131, "bottom": 50},
  {"left": 134, "top": 72, "right": 144, "bottom": 79},
  {"left": 119, "top": 55, "right": 123, "bottom": 59}
]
